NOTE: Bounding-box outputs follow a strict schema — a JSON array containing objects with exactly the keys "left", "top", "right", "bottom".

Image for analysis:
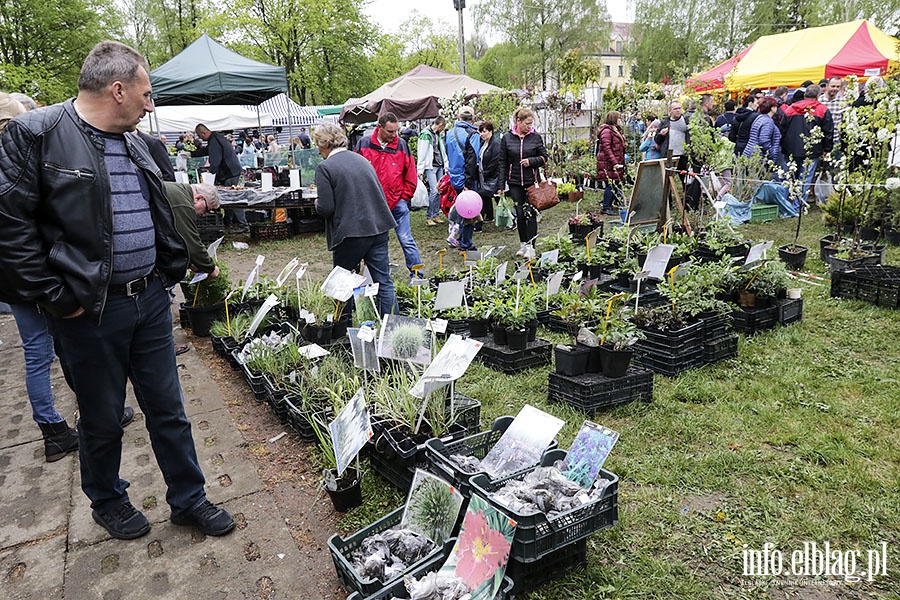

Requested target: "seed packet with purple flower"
[{"left": 563, "top": 421, "right": 619, "bottom": 487}]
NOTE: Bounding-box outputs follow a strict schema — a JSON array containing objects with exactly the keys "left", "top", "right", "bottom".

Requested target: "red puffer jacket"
[
  {"left": 355, "top": 129, "right": 418, "bottom": 210},
  {"left": 596, "top": 124, "right": 626, "bottom": 182}
]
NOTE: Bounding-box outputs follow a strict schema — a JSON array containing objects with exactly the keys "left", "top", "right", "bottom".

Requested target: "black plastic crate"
[
  {"left": 700, "top": 312, "right": 733, "bottom": 340},
  {"left": 348, "top": 571, "right": 511, "bottom": 600},
  {"left": 327, "top": 507, "right": 451, "bottom": 598},
  {"left": 250, "top": 221, "right": 292, "bottom": 241},
  {"left": 235, "top": 350, "right": 267, "bottom": 402},
  {"left": 634, "top": 320, "right": 703, "bottom": 357},
  {"left": 369, "top": 399, "right": 473, "bottom": 492},
  {"left": 703, "top": 333, "right": 739, "bottom": 364},
  {"left": 283, "top": 394, "right": 318, "bottom": 442},
  {"left": 506, "top": 539, "right": 587, "bottom": 596},
  {"left": 730, "top": 305, "right": 778, "bottom": 335},
  {"left": 291, "top": 215, "right": 326, "bottom": 235},
  {"left": 474, "top": 337, "right": 553, "bottom": 374},
  {"left": 196, "top": 212, "right": 224, "bottom": 244},
  {"left": 470, "top": 450, "right": 619, "bottom": 562},
  {"left": 424, "top": 416, "right": 558, "bottom": 499},
  {"left": 547, "top": 315, "right": 600, "bottom": 335},
  {"left": 831, "top": 265, "right": 900, "bottom": 309},
  {"left": 776, "top": 298, "right": 803, "bottom": 325},
  {"left": 633, "top": 346, "right": 705, "bottom": 377},
  {"left": 547, "top": 368, "right": 654, "bottom": 413}
]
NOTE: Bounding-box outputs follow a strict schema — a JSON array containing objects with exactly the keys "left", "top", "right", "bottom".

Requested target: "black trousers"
[{"left": 508, "top": 184, "right": 537, "bottom": 244}]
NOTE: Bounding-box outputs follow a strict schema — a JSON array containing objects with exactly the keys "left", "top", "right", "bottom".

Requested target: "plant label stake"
[
  {"left": 600, "top": 292, "right": 626, "bottom": 344},
  {"left": 495, "top": 261, "right": 508, "bottom": 285},
  {"left": 546, "top": 271, "right": 565, "bottom": 309},
  {"left": 410, "top": 276, "right": 428, "bottom": 318},
  {"left": 633, "top": 271, "right": 650, "bottom": 312},
  {"left": 437, "top": 249, "right": 446, "bottom": 272},
  {"left": 364, "top": 283, "right": 381, "bottom": 322},
  {"left": 247, "top": 294, "right": 280, "bottom": 338},
  {"left": 275, "top": 257, "right": 299, "bottom": 287},
  {"left": 241, "top": 255, "right": 266, "bottom": 303},
  {"left": 223, "top": 289, "right": 239, "bottom": 335},
  {"left": 524, "top": 257, "right": 537, "bottom": 285}
]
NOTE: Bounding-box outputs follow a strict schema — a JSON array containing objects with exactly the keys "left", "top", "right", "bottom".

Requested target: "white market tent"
[
  {"left": 243, "top": 93, "right": 322, "bottom": 127},
  {"left": 139, "top": 105, "right": 272, "bottom": 134}
]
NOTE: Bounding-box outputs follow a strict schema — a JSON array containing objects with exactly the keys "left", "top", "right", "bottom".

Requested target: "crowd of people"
[{"left": 631, "top": 75, "right": 886, "bottom": 211}]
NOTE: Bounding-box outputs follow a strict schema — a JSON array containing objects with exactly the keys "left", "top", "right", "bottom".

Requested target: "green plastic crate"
[{"left": 750, "top": 203, "right": 778, "bottom": 222}]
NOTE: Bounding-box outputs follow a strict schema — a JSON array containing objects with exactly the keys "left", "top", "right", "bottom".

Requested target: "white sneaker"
[
  {"left": 515, "top": 242, "right": 527, "bottom": 257},
  {"left": 523, "top": 244, "right": 536, "bottom": 260}
]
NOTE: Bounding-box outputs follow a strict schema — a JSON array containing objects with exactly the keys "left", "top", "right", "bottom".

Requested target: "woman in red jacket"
[{"left": 596, "top": 111, "right": 626, "bottom": 215}]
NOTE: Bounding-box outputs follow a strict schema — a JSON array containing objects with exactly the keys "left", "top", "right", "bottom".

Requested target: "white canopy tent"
[
  {"left": 139, "top": 105, "right": 273, "bottom": 134},
  {"left": 243, "top": 93, "right": 322, "bottom": 127}
]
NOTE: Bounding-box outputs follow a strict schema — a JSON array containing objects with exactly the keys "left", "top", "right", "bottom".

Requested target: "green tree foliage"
[
  {"left": 0, "top": 0, "right": 119, "bottom": 103},
  {"left": 209, "top": 0, "right": 379, "bottom": 105},
  {"left": 120, "top": 0, "right": 209, "bottom": 69},
  {"left": 398, "top": 12, "right": 459, "bottom": 72},
  {"left": 474, "top": 0, "right": 609, "bottom": 89}
]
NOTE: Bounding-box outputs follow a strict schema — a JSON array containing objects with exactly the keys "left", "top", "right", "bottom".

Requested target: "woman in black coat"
[
  {"left": 466, "top": 120, "right": 501, "bottom": 225},
  {"left": 497, "top": 108, "right": 549, "bottom": 259}
]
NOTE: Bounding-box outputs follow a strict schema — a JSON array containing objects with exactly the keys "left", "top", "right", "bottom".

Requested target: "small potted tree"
[{"left": 599, "top": 316, "right": 644, "bottom": 378}]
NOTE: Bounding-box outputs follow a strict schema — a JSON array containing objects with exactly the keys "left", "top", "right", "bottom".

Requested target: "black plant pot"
[
  {"left": 555, "top": 344, "right": 589, "bottom": 376},
  {"left": 183, "top": 303, "right": 225, "bottom": 337},
  {"left": 526, "top": 319, "right": 538, "bottom": 342},
  {"left": 469, "top": 318, "right": 489, "bottom": 338},
  {"left": 303, "top": 323, "right": 334, "bottom": 345},
  {"left": 325, "top": 468, "right": 362, "bottom": 512},
  {"left": 884, "top": 228, "right": 900, "bottom": 246},
  {"left": 777, "top": 244, "right": 808, "bottom": 271},
  {"left": 819, "top": 234, "right": 839, "bottom": 262},
  {"left": 859, "top": 226, "right": 879, "bottom": 241},
  {"left": 580, "top": 343, "right": 602, "bottom": 373},
  {"left": 492, "top": 324, "right": 508, "bottom": 346},
  {"left": 599, "top": 345, "right": 633, "bottom": 378},
  {"left": 331, "top": 315, "right": 351, "bottom": 340},
  {"left": 506, "top": 327, "right": 528, "bottom": 351}
]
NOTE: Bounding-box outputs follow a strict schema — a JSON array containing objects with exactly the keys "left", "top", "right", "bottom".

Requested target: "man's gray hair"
[
  {"left": 193, "top": 183, "right": 220, "bottom": 210},
  {"left": 10, "top": 92, "right": 37, "bottom": 111},
  {"left": 312, "top": 122, "right": 348, "bottom": 150},
  {"left": 78, "top": 41, "right": 150, "bottom": 94},
  {"left": 805, "top": 84, "right": 821, "bottom": 99}
]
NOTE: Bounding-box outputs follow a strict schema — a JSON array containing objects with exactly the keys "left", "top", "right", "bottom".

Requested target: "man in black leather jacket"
[{"left": 0, "top": 40, "right": 234, "bottom": 541}]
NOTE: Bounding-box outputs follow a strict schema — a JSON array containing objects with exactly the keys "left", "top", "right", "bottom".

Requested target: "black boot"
[{"left": 38, "top": 420, "right": 79, "bottom": 462}]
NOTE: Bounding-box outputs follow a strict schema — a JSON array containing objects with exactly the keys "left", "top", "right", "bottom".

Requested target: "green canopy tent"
[
  {"left": 150, "top": 34, "right": 287, "bottom": 106},
  {"left": 149, "top": 34, "right": 290, "bottom": 142}
]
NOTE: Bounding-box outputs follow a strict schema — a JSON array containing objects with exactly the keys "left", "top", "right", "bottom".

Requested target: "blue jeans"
[
  {"left": 10, "top": 303, "right": 63, "bottom": 424},
  {"left": 390, "top": 201, "right": 422, "bottom": 272},
  {"left": 459, "top": 221, "right": 476, "bottom": 250},
  {"left": 602, "top": 182, "right": 623, "bottom": 211},
  {"left": 332, "top": 231, "right": 398, "bottom": 316},
  {"left": 792, "top": 156, "right": 819, "bottom": 209},
  {"left": 48, "top": 278, "right": 206, "bottom": 513},
  {"left": 424, "top": 167, "right": 444, "bottom": 219}
]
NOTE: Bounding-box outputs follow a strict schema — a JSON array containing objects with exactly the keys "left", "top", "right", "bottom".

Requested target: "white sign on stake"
[
  {"left": 495, "top": 261, "right": 508, "bottom": 285},
  {"left": 240, "top": 255, "right": 266, "bottom": 303},
  {"left": 433, "top": 281, "right": 466, "bottom": 312},
  {"left": 409, "top": 335, "right": 483, "bottom": 398},
  {"left": 188, "top": 272, "right": 208, "bottom": 285},
  {"left": 429, "top": 318, "right": 448, "bottom": 334},
  {"left": 246, "top": 294, "right": 280, "bottom": 337},
  {"left": 540, "top": 249, "right": 559, "bottom": 267},
  {"left": 642, "top": 244, "right": 676, "bottom": 280},
  {"left": 206, "top": 236, "right": 223, "bottom": 261},
  {"left": 348, "top": 327, "right": 379, "bottom": 373},
  {"left": 745, "top": 241, "right": 774, "bottom": 266},
  {"left": 364, "top": 283, "right": 380, "bottom": 297},
  {"left": 275, "top": 258, "right": 299, "bottom": 287},
  {"left": 321, "top": 265, "right": 367, "bottom": 302},
  {"left": 330, "top": 389, "right": 373, "bottom": 477},
  {"left": 546, "top": 271, "right": 566, "bottom": 296},
  {"left": 360, "top": 265, "right": 373, "bottom": 287}
]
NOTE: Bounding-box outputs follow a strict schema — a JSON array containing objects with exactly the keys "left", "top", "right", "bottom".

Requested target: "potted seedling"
[
  {"left": 597, "top": 293, "right": 644, "bottom": 378},
  {"left": 183, "top": 260, "right": 232, "bottom": 336},
  {"left": 311, "top": 416, "right": 362, "bottom": 512},
  {"left": 297, "top": 279, "right": 337, "bottom": 345}
]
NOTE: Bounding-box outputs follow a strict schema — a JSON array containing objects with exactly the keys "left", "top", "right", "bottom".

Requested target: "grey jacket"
[{"left": 314, "top": 150, "right": 396, "bottom": 250}]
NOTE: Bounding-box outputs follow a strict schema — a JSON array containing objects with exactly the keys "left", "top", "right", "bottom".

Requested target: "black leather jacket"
[{"left": 0, "top": 99, "right": 188, "bottom": 322}]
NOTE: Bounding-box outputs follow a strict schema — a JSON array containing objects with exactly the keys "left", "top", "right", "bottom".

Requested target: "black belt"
[{"left": 108, "top": 273, "right": 155, "bottom": 297}]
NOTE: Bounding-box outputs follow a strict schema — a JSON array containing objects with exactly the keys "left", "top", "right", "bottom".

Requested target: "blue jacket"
[
  {"left": 743, "top": 113, "right": 784, "bottom": 168},
  {"left": 445, "top": 121, "right": 480, "bottom": 191},
  {"left": 639, "top": 136, "right": 661, "bottom": 160}
]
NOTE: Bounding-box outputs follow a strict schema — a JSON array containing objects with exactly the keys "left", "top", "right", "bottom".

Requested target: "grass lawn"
[{"left": 220, "top": 190, "right": 900, "bottom": 599}]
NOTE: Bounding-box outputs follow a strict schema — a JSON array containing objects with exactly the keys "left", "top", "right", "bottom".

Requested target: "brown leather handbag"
[{"left": 526, "top": 170, "right": 559, "bottom": 211}]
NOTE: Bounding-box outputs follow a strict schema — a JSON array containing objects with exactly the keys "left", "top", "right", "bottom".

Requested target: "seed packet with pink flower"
[{"left": 439, "top": 494, "right": 516, "bottom": 599}]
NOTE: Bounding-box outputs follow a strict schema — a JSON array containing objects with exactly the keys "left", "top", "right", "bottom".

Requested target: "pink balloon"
[{"left": 455, "top": 190, "right": 483, "bottom": 219}]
